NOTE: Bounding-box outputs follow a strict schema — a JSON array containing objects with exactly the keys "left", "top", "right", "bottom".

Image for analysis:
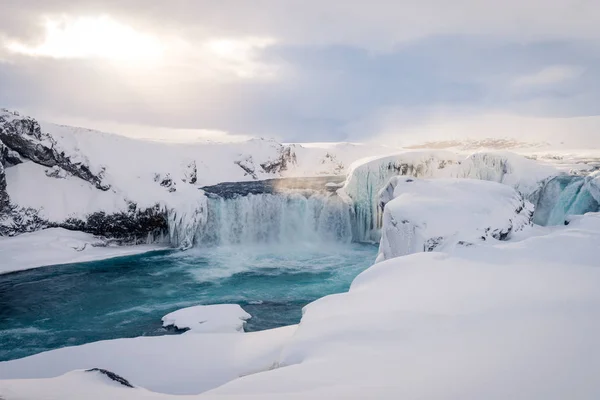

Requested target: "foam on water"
[{"left": 0, "top": 243, "right": 377, "bottom": 361}]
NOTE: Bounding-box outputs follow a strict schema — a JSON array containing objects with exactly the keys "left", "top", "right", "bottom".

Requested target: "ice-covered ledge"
[{"left": 0, "top": 228, "right": 166, "bottom": 274}]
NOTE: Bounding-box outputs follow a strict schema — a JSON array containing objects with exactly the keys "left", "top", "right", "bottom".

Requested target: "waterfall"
[
  {"left": 195, "top": 192, "right": 353, "bottom": 246},
  {"left": 533, "top": 174, "right": 600, "bottom": 226}
]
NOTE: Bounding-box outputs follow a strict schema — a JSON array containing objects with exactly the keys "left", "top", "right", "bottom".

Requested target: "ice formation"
[
  {"left": 376, "top": 177, "right": 534, "bottom": 262},
  {"left": 533, "top": 172, "right": 600, "bottom": 225}
]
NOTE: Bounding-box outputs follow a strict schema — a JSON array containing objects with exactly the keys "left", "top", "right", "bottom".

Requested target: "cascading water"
[
  {"left": 533, "top": 173, "right": 600, "bottom": 225},
  {"left": 196, "top": 192, "right": 353, "bottom": 246}
]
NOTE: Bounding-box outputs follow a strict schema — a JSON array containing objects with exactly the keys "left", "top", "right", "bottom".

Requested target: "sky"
[{"left": 1, "top": 0, "right": 600, "bottom": 146}]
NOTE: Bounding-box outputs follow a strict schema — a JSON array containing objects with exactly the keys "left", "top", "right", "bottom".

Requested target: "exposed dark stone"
[
  {"left": 260, "top": 146, "right": 297, "bottom": 174},
  {"left": 53, "top": 203, "right": 168, "bottom": 244},
  {"left": 184, "top": 161, "right": 197, "bottom": 184},
  {"left": 155, "top": 173, "right": 176, "bottom": 192},
  {"left": 0, "top": 206, "right": 48, "bottom": 236},
  {"left": 234, "top": 157, "right": 258, "bottom": 179},
  {"left": 424, "top": 236, "right": 444, "bottom": 252},
  {"left": 1, "top": 141, "right": 22, "bottom": 167},
  {"left": 0, "top": 111, "right": 110, "bottom": 191},
  {"left": 86, "top": 368, "right": 135, "bottom": 388},
  {"left": 0, "top": 160, "right": 10, "bottom": 216},
  {"left": 163, "top": 324, "right": 191, "bottom": 334},
  {"left": 45, "top": 166, "right": 69, "bottom": 179}
]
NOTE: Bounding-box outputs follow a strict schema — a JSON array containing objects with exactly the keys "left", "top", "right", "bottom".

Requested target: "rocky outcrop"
[
  {"left": 0, "top": 111, "right": 110, "bottom": 191},
  {"left": 0, "top": 145, "right": 10, "bottom": 215},
  {"left": 86, "top": 368, "right": 134, "bottom": 388},
  {"left": 234, "top": 145, "right": 298, "bottom": 179},
  {"left": 56, "top": 203, "right": 168, "bottom": 244},
  {"left": 260, "top": 146, "right": 297, "bottom": 174}
]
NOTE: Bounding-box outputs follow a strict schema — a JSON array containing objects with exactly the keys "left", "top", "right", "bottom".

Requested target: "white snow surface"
[
  {"left": 0, "top": 325, "right": 297, "bottom": 395},
  {"left": 1, "top": 213, "right": 600, "bottom": 399},
  {"left": 0, "top": 228, "right": 164, "bottom": 274},
  {"left": 162, "top": 304, "right": 251, "bottom": 333},
  {"left": 377, "top": 177, "right": 533, "bottom": 261}
]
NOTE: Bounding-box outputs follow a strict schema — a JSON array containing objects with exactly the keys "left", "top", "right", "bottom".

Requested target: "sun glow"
[{"left": 6, "top": 15, "right": 164, "bottom": 63}]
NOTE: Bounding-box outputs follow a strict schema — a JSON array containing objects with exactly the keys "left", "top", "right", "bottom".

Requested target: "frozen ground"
[
  {"left": 1, "top": 213, "right": 599, "bottom": 399},
  {"left": 0, "top": 228, "right": 164, "bottom": 274}
]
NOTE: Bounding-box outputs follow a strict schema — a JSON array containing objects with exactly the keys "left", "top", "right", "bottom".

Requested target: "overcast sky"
[{"left": 1, "top": 0, "right": 600, "bottom": 146}]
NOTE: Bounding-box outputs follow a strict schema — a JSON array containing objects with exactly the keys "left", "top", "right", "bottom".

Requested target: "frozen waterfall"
[
  {"left": 340, "top": 151, "right": 596, "bottom": 241},
  {"left": 533, "top": 173, "right": 600, "bottom": 226}
]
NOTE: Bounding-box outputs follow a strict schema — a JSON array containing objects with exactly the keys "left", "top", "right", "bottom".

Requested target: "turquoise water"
[{"left": 0, "top": 243, "right": 377, "bottom": 361}]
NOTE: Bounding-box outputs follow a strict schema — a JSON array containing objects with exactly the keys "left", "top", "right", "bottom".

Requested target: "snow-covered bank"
[
  {"left": 0, "top": 325, "right": 296, "bottom": 395},
  {"left": 0, "top": 228, "right": 165, "bottom": 274},
  {"left": 1, "top": 213, "right": 599, "bottom": 399}
]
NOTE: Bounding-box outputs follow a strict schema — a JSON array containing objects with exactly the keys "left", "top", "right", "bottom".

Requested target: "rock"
[
  {"left": 0, "top": 155, "right": 9, "bottom": 215},
  {"left": 234, "top": 155, "right": 258, "bottom": 179},
  {"left": 183, "top": 161, "right": 197, "bottom": 184},
  {"left": 260, "top": 146, "right": 297, "bottom": 174},
  {"left": 86, "top": 368, "right": 134, "bottom": 388},
  {"left": 155, "top": 173, "right": 177, "bottom": 192},
  {"left": 44, "top": 166, "right": 69, "bottom": 179},
  {"left": 55, "top": 203, "right": 168, "bottom": 244},
  {"left": 0, "top": 111, "right": 110, "bottom": 191}
]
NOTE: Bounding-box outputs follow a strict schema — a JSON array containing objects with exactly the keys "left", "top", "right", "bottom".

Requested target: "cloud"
[
  {"left": 1, "top": 1, "right": 600, "bottom": 144},
  {"left": 513, "top": 65, "right": 584, "bottom": 87}
]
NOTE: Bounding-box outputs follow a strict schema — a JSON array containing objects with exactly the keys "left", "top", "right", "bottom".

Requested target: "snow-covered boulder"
[
  {"left": 377, "top": 177, "right": 533, "bottom": 262},
  {"left": 162, "top": 304, "right": 251, "bottom": 333}
]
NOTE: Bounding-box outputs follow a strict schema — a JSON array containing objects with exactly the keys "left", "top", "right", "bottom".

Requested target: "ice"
[
  {"left": 533, "top": 172, "right": 600, "bottom": 225},
  {"left": 376, "top": 177, "right": 533, "bottom": 261},
  {"left": 161, "top": 304, "right": 251, "bottom": 333}
]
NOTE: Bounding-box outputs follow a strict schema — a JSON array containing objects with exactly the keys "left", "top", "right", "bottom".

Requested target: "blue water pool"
[{"left": 0, "top": 243, "right": 377, "bottom": 361}]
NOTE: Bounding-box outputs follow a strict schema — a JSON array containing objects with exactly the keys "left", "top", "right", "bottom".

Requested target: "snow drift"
[{"left": 376, "top": 177, "right": 533, "bottom": 262}]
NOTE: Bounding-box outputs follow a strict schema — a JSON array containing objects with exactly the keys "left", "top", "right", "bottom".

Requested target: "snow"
[
  {"left": 0, "top": 325, "right": 297, "bottom": 395},
  {"left": 1, "top": 213, "right": 600, "bottom": 399},
  {"left": 377, "top": 177, "right": 533, "bottom": 261},
  {"left": 0, "top": 228, "right": 164, "bottom": 274},
  {"left": 5, "top": 161, "right": 127, "bottom": 221},
  {"left": 162, "top": 304, "right": 251, "bottom": 333}
]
